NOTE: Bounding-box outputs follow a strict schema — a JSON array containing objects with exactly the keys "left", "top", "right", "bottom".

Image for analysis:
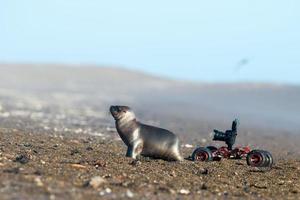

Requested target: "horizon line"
[{"left": 0, "top": 61, "right": 299, "bottom": 87}]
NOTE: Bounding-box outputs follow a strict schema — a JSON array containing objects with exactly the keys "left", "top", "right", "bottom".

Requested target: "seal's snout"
[
  {"left": 110, "top": 105, "right": 132, "bottom": 120},
  {"left": 109, "top": 105, "right": 119, "bottom": 115},
  {"left": 110, "top": 105, "right": 123, "bottom": 119},
  {"left": 110, "top": 105, "right": 116, "bottom": 113}
]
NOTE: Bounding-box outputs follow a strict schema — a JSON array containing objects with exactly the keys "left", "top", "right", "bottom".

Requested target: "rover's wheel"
[
  {"left": 206, "top": 146, "right": 218, "bottom": 153},
  {"left": 192, "top": 147, "right": 213, "bottom": 162},
  {"left": 246, "top": 150, "right": 268, "bottom": 167},
  {"left": 262, "top": 150, "right": 274, "bottom": 168}
]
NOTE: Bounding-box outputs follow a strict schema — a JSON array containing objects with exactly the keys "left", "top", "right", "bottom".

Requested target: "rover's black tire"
[
  {"left": 192, "top": 147, "right": 213, "bottom": 162},
  {"left": 261, "top": 150, "right": 273, "bottom": 168},
  {"left": 206, "top": 146, "right": 218, "bottom": 153},
  {"left": 247, "top": 150, "right": 267, "bottom": 167}
]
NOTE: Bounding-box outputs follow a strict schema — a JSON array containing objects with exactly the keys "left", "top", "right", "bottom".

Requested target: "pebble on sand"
[
  {"left": 183, "top": 144, "right": 193, "bottom": 148},
  {"left": 179, "top": 189, "right": 190, "bottom": 195},
  {"left": 70, "top": 164, "right": 87, "bottom": 169},
  {"left": 99, "top": 188, "right": 112, "bottom": 196},
  {"left": 126, "top": 190, "right": 134, "bottom": 198},
  {"left": 34, "top": 177, "right": 44, "bottom": 187},
  {"left": 15, "top": 154, "right": 30, "bottom": 164},
  {"left": 89, "top": 176, "right": 107, "bottom": 189}
]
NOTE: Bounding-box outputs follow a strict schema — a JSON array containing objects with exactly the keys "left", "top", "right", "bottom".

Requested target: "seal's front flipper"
[
  {"left": 126, "top": 141, "right": 143, "bottom": 159},
  {"left": 126, "top": 146, "right": 134, "bottom": 158},
  {"left": 131, "top": 140, "right": 143, "bottom": 159}
]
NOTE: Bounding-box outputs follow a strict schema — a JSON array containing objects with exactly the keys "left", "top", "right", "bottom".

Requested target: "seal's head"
[{"left": 110, "top": 105, "right": 136, "bottom": 121}]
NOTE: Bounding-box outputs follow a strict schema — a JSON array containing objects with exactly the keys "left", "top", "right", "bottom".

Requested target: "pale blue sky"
[{"left": 1, "top": 0, "right": 299, "bottom": 84}]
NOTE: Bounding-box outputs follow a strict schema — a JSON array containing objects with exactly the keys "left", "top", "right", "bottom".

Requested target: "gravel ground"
[
  {"left": 0, "top": 129, "right": 300, "bottom": 200},
  {"left": 0, "top": 65, "right": 299, "bottom": 199}
]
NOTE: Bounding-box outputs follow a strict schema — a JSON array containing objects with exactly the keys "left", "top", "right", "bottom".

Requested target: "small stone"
[
  {"left": 70, "top": 164, "right": 87, "bottom": 169},
  {"left": 169, "top": 189, "right": 176, "bottom": 194},
  {"left": 15, "top": 154, "right": 30, "bottom": 164},
  {"left": 23, "top": 143, "right": 32, "bottom": 147},
  {"left": 200, "top": 168, "right": 209, "bottom": 175},
  {"left": 170, "top": 170, "right": 176, "bottom": 177},
  {"left": 86, "top": 147, "right": 93, "bottom": 151},
  {"left": 34, "top": 170, "right": 43, "bottom": 176},
  {"left": 201, "top": 184, "right": 208, "bottom": 190},
  {"left": 290, "top": 188, "right": 299, "bottom": 193},
  {"left": 253, "top": 184, "right": 267, "bottom": 189},
  {"left": 105, "top": 188, "right": 112, "bottom": 193},
  {"left": 179, "top": 189, "right": 190, "bottom": 195},
  {"left": 104, "top": 174, "right": 112, "bottom": 178},
  {"left": 121, "top": 181, "right": 130, "bottom": 187},
  {"left": 70, "top": 149, "right": 80, "bottom": 155},
  {"left": 35, "top": 177, "right": 44, "bottom": 187},
  {"left": 126, "top": 190, "right": 134, "bottom": 198},
  {"left": 50, "top": 194, "right": 55, "bottom": 200},
  {"left": 94, "top": 160, "right": 107, "bottom": 168},
  {"left": 243, "top": 184, "right": 250, "bottom": 193},
  {"left": 184, "top": 144, "right": 193, "bottom": 148},
  {"left": 159, "top": 186, "right": 176, "bottom": 194},
  {"left": 130, "top": 160, "right": 141, "bottom": 166},
  {"left": 278, "top": 180, "right": 285, "bottom": 185},
  {"left": 89, "top": 176, "right": 107, "bottom": 189},
  {"left": 99, "top": 188, "right": 112, "bottom": 196}
]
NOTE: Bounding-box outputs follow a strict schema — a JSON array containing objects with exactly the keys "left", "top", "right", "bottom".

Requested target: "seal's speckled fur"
[{"left": 110, "top": 105, "right": 182, "bottom": 161}]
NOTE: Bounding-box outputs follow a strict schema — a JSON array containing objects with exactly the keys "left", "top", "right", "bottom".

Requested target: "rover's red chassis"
[
  {"left": 191, "top": 119, "right": 273, "bottom": 168},
  {"left": 191, "top": 146, "right": 273, "bottom": 168}
]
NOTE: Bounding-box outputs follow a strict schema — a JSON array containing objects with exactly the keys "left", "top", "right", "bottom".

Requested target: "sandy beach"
[{"left": 0, "top": 65, "right": 299, "bottom": 199}]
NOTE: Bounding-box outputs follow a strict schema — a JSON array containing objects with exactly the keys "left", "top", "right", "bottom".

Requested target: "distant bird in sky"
[{"left": 234, "top": 58, "right": 249, "bottom": 72}]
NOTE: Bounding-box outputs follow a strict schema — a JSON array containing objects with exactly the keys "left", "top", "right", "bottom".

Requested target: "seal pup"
[{"left": 110, "top": 105, "right": 182, "bottom": 161}]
